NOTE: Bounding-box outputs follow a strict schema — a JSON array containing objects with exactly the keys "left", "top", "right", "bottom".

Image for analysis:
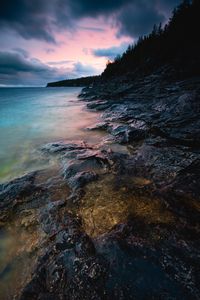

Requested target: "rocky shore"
[{"left": 0, "top": 68, "right": 200, "bottom": 299}]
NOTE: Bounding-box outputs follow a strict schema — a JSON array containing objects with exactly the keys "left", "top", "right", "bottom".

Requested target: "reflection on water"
[
  {"left": 0, "top": 87, "right": 104, "bottom": 182},
  {"left": 80, "top": 174, "right": 174, "bottom": 237}
]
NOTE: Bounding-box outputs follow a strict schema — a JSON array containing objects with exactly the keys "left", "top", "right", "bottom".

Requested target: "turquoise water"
[{"left": 0, "top": 87, "right": 100, "bottom": 182}]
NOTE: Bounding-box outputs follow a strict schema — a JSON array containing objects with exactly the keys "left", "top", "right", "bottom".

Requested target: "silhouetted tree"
[{"left": 102, "top": 0, "right": 200, "bottom": 79}]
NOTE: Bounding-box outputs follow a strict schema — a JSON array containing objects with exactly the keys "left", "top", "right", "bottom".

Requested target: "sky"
[{"left": 0, "top": 0, "right": 181, "bottom": 86}]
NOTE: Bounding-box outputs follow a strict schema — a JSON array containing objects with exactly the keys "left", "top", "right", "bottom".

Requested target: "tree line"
[{"left": 102, "top": 0, "right": 200, "bottom": 79}]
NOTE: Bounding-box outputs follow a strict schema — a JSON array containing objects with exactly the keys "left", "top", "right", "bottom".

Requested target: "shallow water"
[
  {"left": 0, "top": 87, "right": 102, "bottom": 182},
  {"left": 80, "top": 174, "right": 174, "bottom": 237}
]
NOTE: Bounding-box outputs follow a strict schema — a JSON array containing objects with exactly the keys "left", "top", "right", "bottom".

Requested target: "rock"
[
  {"left": 0, "top": 172, "right": 37, "bottom": 224},
  {"left": 108, "top": 124, "right": 146, "bottom": 144},
  {"left": 124, "top": 142, "right": 200, "bottom": 189},
  {"left": 67, "top": 171, "right": 98, "bottom": 191},
  {"left": 87, "top": 100, "right": 110, "bottom": 111},
  {"left": 87, "top": 122, "right": 110, "bottom": 131},
  {"left": 156, "top": 159, "right": 200, "bottom": 223},
  {"left": 39, "top": 200, "right": 67, "bottom": 235},
  {"left": 62, "top": 149, "right": 110, "bottom": 201},
  {"left": 63, "top": 155, "right": 107, "bottom": 179},
  {"left": 2, "top": 71, "right": 200, "bottom": 299},
  {"left": 41, "top": 141, "right": 88, "bottom": 154},
  {"left": 0, "top": 172, "right": 36, "bottom": 203},
  {"left": 94, "top": 217, "right": 200, "bottom": 299},
  {"left": 19, "top": 213, "right": 108, "bottom": 300},
  {"left": 41, "top": 141, "right": 112, "bottom": 203}
]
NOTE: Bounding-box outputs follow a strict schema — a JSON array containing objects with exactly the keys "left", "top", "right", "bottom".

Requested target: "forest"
[
  {"left": 47, "top": 75, "right": 100, "bottom": 87},
  {"left": 102, "top": 0, "right": 200, "bottom": 79}
]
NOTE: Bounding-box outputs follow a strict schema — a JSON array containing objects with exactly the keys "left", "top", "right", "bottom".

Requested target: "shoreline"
[
  {"left": 0, "top": 73, "right": 200, "bottom": 299},
  {"left": 0, "top": 87, "right": 102, "bottom": 185}
]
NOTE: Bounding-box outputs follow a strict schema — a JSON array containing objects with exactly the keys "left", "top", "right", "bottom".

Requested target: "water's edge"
[{"left": 1, "top": 79, "right": 200, "bottom": 299}]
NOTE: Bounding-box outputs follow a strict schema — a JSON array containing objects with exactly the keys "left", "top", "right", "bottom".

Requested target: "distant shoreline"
[{"left": 47, "top": 75, "right": 100, "bottom": 87}]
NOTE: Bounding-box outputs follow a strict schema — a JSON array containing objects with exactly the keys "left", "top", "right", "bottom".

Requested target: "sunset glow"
[{"left": 0, "top": 0, "right": 180, "bottom": 86}]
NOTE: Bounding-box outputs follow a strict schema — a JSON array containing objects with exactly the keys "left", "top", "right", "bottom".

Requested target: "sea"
[{"left": 0, "top": 87, "right": 101, "bottom": 183}]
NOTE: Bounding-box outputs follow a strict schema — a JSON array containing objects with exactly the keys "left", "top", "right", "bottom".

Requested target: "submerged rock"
[{"left": 41, "top": 141, "right": 113, "bottom": 203}]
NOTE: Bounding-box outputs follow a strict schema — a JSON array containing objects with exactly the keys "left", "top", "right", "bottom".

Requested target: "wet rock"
[
  {"left": 129, "top": 142, "right": 200, "bottom": 186},
  {"left": 62, "top": 148, "right": 111, "bottom": 202},
  {"left": 94, "top": 217, "right": 200, "bottom": 299},
  {"left": 0, "top": 172, "right": 37, "bottom": 224},
  {"left": 87, "top": 100, "right": 110, "bottom": 111},
  {"left": 41, "top": 141, "right": 87, "bottom": 154},
  {"left": 0, "top": 172, "right": 36, "bottom": 203},
  {"left": 39, "top": 200, "right": 67, "bottom": 235},
  {"left": 87, "top": 122, "right": 110, "bottom": 131},
  {"left": 67, "top": 171, "right": 98, "bottom": 191},
  {"left": 19, "top": 213, "right": 108, "bottom": 300},
  {"left": 77, "top": 75, "right": 200, "bottom": 299},
  {"left": 2, "top": 72, "right": 200, "bottom": 299},
  {"left": 108, "top": 124, "right": 146, "bottom": 144},
  {"left": 63, "top": 156, "right": 106, "bottom": 179},
  {"left": 169, "top": 159, "right": 200, "bottom": 200},
  {"left": 156, "top": 159, "right": 200, "bottom": 223},
  {"left": 41, "top": 141, "right": 113, "bottom": 203}
]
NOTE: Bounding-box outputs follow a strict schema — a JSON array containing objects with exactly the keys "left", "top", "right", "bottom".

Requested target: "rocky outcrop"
[
  {"left": 1, "top": 71, "right": 200, "bottom": 299},
  {"left": 20, "top": 211, "right": 108, "bottom": 300},
  {"left": 41, "top": 141, "right": 113, "bottom": 202}
]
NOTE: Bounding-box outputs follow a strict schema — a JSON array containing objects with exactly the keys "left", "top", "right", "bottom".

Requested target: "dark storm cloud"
[
  {"left": 0, "top": 50, "right": 98, "bottom": 86},
  {"left": 116, "top": 0, "right": 182, "bottom": 38},
  {"left": 67, "top": 0, "right": 181, "bottom": 20},
  {"left": 92, "top": 43, "right": 130, "bottom": 60},
  {"left": 0, "top": 0, "right": 181, "bottom": 42},
  {"left": 0, "top": 0, "right": 56, "bottom": 42},
  {"left": 0, "top": 51, "right": 51, "bottom": 74},
  {"left": 116, "top": 2, "right": 164, "bottom": 38},
  {"left": 12, "top": 48, "right": 29, "bottom": 58},
  {"left": 66, "top": 0, "right": 131, "bottom": 17},
  {"left": 55, "top": 0, "right": 182, "bottom": 38},
  {"left": 0, "top": 50, "right": 64, "bottom": 85}
]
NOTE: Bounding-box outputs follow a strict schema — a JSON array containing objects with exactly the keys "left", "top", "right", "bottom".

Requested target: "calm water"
[{"left": 0, "top": 87, "right": 101, "bottom": 182}]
